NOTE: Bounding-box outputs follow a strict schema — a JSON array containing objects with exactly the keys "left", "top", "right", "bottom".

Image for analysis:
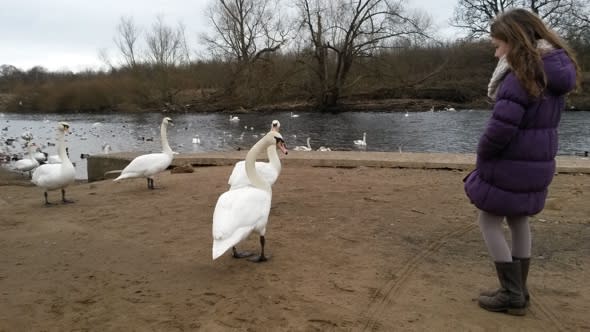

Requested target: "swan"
[
  {"left": 33, "top": 148, "right": 47, "bottom": 163},
  {"left": 290, "top": 112, "right": 299, "bottom": 118},
  {"left": 317, "top": 146, "right": 331, "bottom": 152},
  {"left": 113, "top": 117, "right": 175, "bottom": 189},
  {"left": 102, "top": 144, "right": 112, "bottom": 154},
  {"left": 354, "top": 132, "right": 367, "bottom": 146},
  {"left": 31, "top": 122, "right": 76, "bottom": 205},
  {"left": 229, "top": 115, "right": 240, "bottom": 122},
  {"left": 192, "top": 135, "right": 200, "bottom": 144},
  {"left": 212, "top": 130, "right": 287, "bottom": 262},
  {"left": 293, "top": 137, "right": 312, "bottom": 151},
  {"left": 15, "top": 142, "right": 40, "bottom": 176},
  {"left": 227, "top": 120, "right": 288, "bottom": 190}
]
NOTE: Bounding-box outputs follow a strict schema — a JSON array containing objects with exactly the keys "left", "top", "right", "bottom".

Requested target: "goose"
[
  {"left": 15, "top": 142, "right": 40, "bottom": 176},
  {"left": 212, "top": 130, "right": 287, "bottom": 262},
  {"left": 354, "top": 132, "right": 367, "bottom": 146},
  {"left": 229, "top": 115, "right": 240, "bottom": 122},
  {"left": 113, "top": 117, "right": 175, "bottom": 189},
  {"left": 293, "top": 137, "right": 312, "bottom": 151},
  {"left": 227, "top": 120, "right": 288, "bottom": 190},
  {"left": 31, "top": 122, "right": 76, "bottom": 205}
]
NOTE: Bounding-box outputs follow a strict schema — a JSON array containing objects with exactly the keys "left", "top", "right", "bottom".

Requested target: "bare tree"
[
  {"left": 202, "top": 0, "right": 289, "bottom": 64},
  {"left": 114, "top": 16, "right": 141, "bottom": 68},
  {"left": 145, "top": 15, "right": 189, "bottom": 67},
  {"left": 200, "top": 0, "right": 290, "bottom": 101},
  {"left": 296, "top": 0, "right": 432, "bottom": 107},
  {"left": 452, "top": 0, "right": 590, "bottom": 39}
]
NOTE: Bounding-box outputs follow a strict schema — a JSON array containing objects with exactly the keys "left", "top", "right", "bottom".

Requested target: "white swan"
[
  {"left": 290, "top": 112, "right": 299, "bottom": 118},
  {"left": 229, "top": 115, "right": 240, "bottom": 122},
  {"left": 317, "top": 146, "right": 331, "bottom": 152},
  {"left": 113, "top": 117, "right": 175, "bottom": 189},
  {"left": 31, "top": 122, "right": 76, "bottom": 205},
  {"left": 354, "top": 132, "right": 367, "bottom": 147},
  {"left": 212, "top": 130, "right": 287, "bottom": 262},
  {"left": 227, "top": 120, "right": 287, "bottom": 190},
  {"left": 192, "top": 135, "right": 200, "bottom": 144},
  {"left": 15, "top": 142, "right": 40, "bottom": 176},
  {"left": 293, "top": 137, "right": 312, "bottom": 151}
]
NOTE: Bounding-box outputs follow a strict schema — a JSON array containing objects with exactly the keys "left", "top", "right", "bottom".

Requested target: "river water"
[{"left": 1, "top": 110, "right": 589, "bottom": 179}]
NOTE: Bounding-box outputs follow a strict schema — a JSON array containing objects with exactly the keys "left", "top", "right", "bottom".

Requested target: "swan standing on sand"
[
  {"left": 31, "top": 122, "right": 76, "bottom": 205},
  {"left": 212, "top": 130, "right": 287, "bottom": 262},
  {"left": 15, "top": 142, "right": 39, "bottom": 176},
  {"left": 293, "top": 137, "right": 312, "bottom": 151},
  {"left": 228, "top": 120, "right": 288, "bottom": 190},
  {"left": 354, "top": 132, "right": 367, "bottom": 147},
  {"left": 113, "top": 117, "right": 175, "bottom": 189}
]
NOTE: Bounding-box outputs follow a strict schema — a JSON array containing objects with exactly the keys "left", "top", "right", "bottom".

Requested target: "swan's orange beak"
[{"left": 278, "top": 141, "right": 288, "bottom": 155}]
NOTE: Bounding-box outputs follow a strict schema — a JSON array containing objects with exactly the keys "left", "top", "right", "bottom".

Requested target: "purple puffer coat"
[{"left": 464, "top": 49, "right": 577, "bottom": 217}]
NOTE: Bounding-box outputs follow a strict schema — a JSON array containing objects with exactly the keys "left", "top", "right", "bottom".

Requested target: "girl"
[{"left": 464, "top": 8, "right": 580, "bottom": 315}]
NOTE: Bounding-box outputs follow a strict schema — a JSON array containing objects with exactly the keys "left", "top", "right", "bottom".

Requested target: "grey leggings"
[{"left": 478, "top": 210, "right": 531, "bottom": 262}]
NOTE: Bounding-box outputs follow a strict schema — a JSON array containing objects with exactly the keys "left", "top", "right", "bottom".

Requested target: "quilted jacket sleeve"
[{"left": 477, "top": 73, "right": 528, "bottom": 160}]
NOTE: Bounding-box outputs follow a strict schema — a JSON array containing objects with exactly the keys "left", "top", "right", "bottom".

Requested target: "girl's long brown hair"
[{"left": 490, "top": 8, "right": 581, "bottom": 97}]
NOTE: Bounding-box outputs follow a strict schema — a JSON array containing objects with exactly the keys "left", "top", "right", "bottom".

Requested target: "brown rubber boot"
[
  {"left": 478, "top": 261, "right": 526, "bottom": 315},
  {"left": 480, "top": 257, "right": 530, "bottom": 305}
]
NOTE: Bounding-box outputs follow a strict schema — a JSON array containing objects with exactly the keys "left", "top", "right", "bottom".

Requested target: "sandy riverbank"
[{"left": 0, "top": 165, "right": 589, "bottom": 331}]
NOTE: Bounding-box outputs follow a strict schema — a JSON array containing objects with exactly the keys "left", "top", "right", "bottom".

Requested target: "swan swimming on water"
[
  {"left": 227, "top": 120, "right": 288, "bottom": 190},
  {"left": 212, "top": 130, "right": 287, "bottom": 262},
  {"left": 354, "top": 132, "right": 367, "bottom": 147},
  {"left": 229, "top": 115, "right": 240, "bottom": 122},
  {"left": 31, "top": 122, "right": 76, "bottom": 205},
  {"left": 293, "top": 137, "right": 312, "bottom": 151},
  {"left": 14, "top": 142, "right": 40, "bottom": 176},
  {"left": 112, "top": 117, "right": 175, "bottom": 189}
]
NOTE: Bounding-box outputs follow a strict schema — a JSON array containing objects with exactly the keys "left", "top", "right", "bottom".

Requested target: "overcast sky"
[{"left": 1, "top": 0, "right": 461, "bottom": 72}]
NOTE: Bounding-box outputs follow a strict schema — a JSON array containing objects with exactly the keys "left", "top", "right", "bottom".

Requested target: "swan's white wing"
[
  {"left": 212, "top": 187, "right": 271, "bottom": 259},
  {"left": 117, "top": 153, "right": 173, "bottom": 179},
  {"left": 31, "top": 163, "right": 75, "bottom": 190},
  {"left": 15, "top": 159, "right": 38, "bottom": 171},
  {"left": 228, "top": 161, "right": 278, "bottom": 189}
]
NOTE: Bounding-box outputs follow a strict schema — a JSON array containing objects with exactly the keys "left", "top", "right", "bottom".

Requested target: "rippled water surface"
[{"left": 1, "top": 110, "right": 589, "bottom": 179}]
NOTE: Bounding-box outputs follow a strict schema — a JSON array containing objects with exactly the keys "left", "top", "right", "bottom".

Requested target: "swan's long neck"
[
  {"left": 161, "top": 122, "right": 173, "bottom": 155},
  {"left": 57, "top": 130, "right": 72, "bottom": 167},
  {"left": 363, "top": 133, "right": 366, "bottom": 143},
  {"left": 267, "top": 145, "right": 281, "bottom": 173},
  {"left": 246, "top": 139, "right": 271, "bottom": 192},
  {"left": 306, "top": 137, "right": 311, "bottom": 149},
  {"left": 27, "top": 145, "right": 36, "bottom": 160}
]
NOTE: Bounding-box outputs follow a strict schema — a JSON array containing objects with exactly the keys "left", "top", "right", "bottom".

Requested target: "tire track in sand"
[
  {"left": 359, "top": 224, "right": 477, "bottom": 331},
  {"left": 529, "top": 291, "right": 568, "bottom": 332}
]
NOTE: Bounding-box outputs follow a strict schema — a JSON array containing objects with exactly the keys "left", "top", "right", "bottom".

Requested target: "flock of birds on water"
[{"left": 0, "top": 113, "right": 354, "bottom": 262}]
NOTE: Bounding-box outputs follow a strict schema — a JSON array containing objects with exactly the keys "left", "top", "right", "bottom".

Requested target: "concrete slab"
[{"left": 86, "top": 151, "right": 590, "bottom": 182}]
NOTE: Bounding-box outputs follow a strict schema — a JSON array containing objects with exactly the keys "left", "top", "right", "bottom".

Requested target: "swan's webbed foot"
[
  {"left": 248, "top": 254, "right": 268, "bottom": 263},
  {"left": 232, "top": 247, "right": 254, "bottom": 259}
]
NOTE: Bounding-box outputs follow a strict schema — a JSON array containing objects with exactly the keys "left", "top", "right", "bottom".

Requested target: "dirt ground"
[{"left": 0, "top": 165, "right": 588, "bottom": 331}]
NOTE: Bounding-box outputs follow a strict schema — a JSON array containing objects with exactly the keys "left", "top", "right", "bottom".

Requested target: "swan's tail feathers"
[
  {"left": 105, "top": 170, "right": 122, "bottom": 175},
  {"left": 212, "top": 227, "right": 252, "bottom": 260},
  {"left": 212, "top": 240, "right": 232, "bottom": 260}
]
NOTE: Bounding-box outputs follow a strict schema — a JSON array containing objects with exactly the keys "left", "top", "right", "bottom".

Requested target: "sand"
[{"left": 0, "top": 165, "right": 588, "bottom": 331}]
